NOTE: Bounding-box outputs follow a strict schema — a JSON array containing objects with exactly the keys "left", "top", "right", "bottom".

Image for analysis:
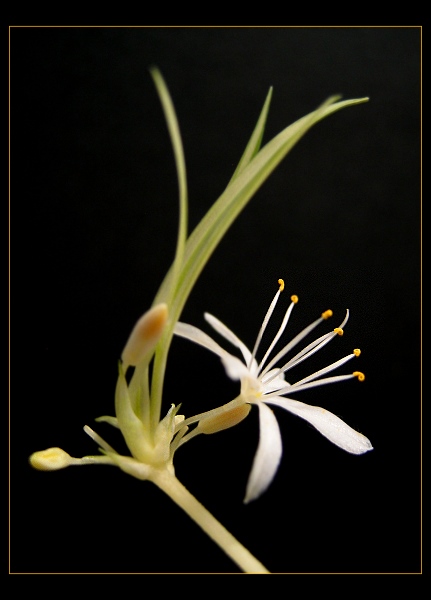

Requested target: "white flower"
[{"left": 174, "top": 279, "right": 373, "bottom": 503}]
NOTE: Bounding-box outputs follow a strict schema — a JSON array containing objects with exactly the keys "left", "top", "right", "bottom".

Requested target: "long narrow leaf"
[
  {"left": 156, "top": 95, "right": 369, "bottom": 322},
  {"left": 150, "top": 68, "right": 188, "bottom": 305},
  {"left": 154, "top": 83, "right": 273, "bottom": 306},
  {"left": 228, "top": 87, "right": 273, "bottom": 184}
]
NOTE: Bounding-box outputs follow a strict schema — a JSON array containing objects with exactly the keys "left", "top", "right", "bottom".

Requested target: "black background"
[{"left": 10, "top": 26, "right": 421, "bottom": 574}]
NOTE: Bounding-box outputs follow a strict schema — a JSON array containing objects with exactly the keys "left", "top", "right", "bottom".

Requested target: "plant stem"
[{"left": 151, "top": 468, "right": 270, "bottom": 574}]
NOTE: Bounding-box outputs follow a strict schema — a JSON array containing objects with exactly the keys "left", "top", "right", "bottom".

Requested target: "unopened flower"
[
  {"left": 121, "top": 303, "right": 169, "bottom": 368},
  {"left": 29, "top": 303, "right": 184, "bottom": 479},
  {"left": 174, "top": 279, "right": 373, "bottom": 503}
]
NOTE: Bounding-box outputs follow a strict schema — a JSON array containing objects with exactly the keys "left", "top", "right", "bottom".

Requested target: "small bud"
[
  {"left": 121, "top": 303, "right": 168, "bottom": 367},
  {"left": 198, "top": 403, "right": 251, "bottom": 435},
  {"left": 29, "top": 447, "right": 73, "bottom": 471}
]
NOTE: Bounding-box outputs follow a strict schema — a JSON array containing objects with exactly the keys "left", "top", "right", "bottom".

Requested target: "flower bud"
[
  {"left": 29, "top": 447, "right": 73, "bottom": 471},
  {"left": 198, "top": 403, "right": 251, "bottom": 435},
  {"left": 121, "top": 303, "right": 168, "bottom": 367}
]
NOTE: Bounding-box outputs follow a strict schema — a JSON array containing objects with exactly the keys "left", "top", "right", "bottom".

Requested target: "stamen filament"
[
  {"left": 257, "top": 299, "right": 296, "bottom": 375},
  {"left": 259, "top": 316, "right": 325, "bottom": 378},
  {"left": 262, "top": 310, "right": 350, "bottom": 384},
  {"left": 263, "top": 331, "right": 331, "bottom": 383},
  {"left": 176, "top": 426, "right": 201, "bottom": 448},
  {"left": 83, "top": 425, "right": 118, "bottom": 454},
  {"left": 289, "top": 352, "right": 359, "bottom": 387},
  {"left": 170, "top": 424, "right": 190, "bottom": 454},
  {"left": 248, "top": 280, "right": 284, "bottom": 370},
  {"left": 264, "top": 373, "right": 357, "bottom": 398}
]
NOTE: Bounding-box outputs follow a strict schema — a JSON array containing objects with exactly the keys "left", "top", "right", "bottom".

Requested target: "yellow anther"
[
  {"left": 353, "top": 371, "right": 365, "bottom": 382},
  {"left": 334, "top": 327, "right": 344, "bottom": 336},
  {"left": 321, "top": 309, "right": 333, "bottom": 320},
  {"left": 291, "top": 294, "right": 298, "bottom": 304},
  {"left": 278, "top": 278, "right": 285, "bottom": 291},
  {"left": 353, "top": 349, "right": 361, "bottom": 357}
]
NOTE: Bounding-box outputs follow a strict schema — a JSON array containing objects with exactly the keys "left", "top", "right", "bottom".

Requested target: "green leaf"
[
  {"left": 159, "top": 95, "right": 369, "bottom": 326},
  {"left": 149, "top": 67, "right": 188, "bottom": 305},
  {"left": 227, "top": 86, "right": 273, "bottom": 184}
]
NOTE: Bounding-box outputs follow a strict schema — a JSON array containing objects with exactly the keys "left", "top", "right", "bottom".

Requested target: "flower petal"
[
  {"left": 244, "top": 402, "right": 283, "bottom": 504},
  {"left": 265, "top": 397, "right": 373, "bottom": 455},
  {"left": 174, "top": 321, "right": 248, "bottom": 382},
  {"left": 204, "top": 313, "right": 252, "bottom": 366},
  {"left": 221, "top": 354, "right": 252, "bottom": 381},
  {"left": 174, "top": 321, "right": 228, "bottom": 359},
  {"left": 261, "top": 368, "right": 287, "bottom": 393}
]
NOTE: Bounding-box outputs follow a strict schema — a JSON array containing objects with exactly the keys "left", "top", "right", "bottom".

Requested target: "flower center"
[{"left": 241, "top": 375, "right": 264, "bottom": 398}]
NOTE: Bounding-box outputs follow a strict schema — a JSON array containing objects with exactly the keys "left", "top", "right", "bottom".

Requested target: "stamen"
[
  {"left": 291, "top": 295, "right": 298, "bottom": 304},
  {"left": 353, "top": 349, "right": 361, "bottom": 357},
  {"left": 262, "top": 310, "right": 350, "bottom": 383},
  {"left": 262, "top": 331, "right": 330, "bottom": 384},
  {"left": 353, "top": 371, "right": 365, "bottom": 381},
  {"left": 260, "top": 316, "right": 325, "bottom": 378},
  {"left": 334, "top": 327, "right": 344, "bottom": 336},
  {"left": 170, "top": 424, "right": 190, "bottom": 455},
  {"left": 257, "top": 295, "right": 298, "bottom": 375},
  {"left": 248, "top": 279, "right": 284, "bottom": 370},
  {"left": 83, "top": 425, "right": 118, "bottom": 453},
  {"left": 289, "top": 352, "right": 360, "bottom": 388},
  {"left": 264, "top": 374, "right": 358, "bottom": 397}
]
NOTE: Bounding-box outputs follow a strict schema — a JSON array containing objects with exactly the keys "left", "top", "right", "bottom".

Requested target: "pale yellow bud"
[
  {"left": 198, "top": 403, "right": 251, "bottom": 435},
  {"left": 29, "top": 447, "right": 73, "bottom": 471},
  {"left": 121, "top": 303, "right": 168, "bottom": 367}
]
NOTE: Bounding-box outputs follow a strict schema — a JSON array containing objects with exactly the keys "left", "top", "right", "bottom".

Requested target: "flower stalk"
[{"left": 150, "top": 468, "right": 270, "bottom": 573}]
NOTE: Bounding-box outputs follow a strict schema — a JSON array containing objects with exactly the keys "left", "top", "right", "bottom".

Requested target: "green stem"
[
  {"left": 150, "top": 338, "right": 170, "bottom": 431},
  {"left": 151, "top": 469, "right": 270, "bottom": 574}
]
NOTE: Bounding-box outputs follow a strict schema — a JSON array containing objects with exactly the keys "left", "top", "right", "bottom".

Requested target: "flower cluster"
[{"left": 28, "top": 68, "right": 371, "bottom": 573}]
